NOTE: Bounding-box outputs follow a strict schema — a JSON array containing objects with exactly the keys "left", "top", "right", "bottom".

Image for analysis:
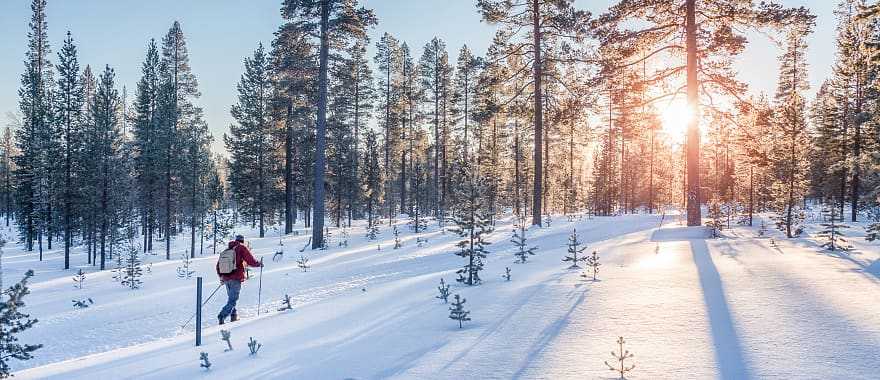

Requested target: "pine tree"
[
  {"left": 419, "top": 38, "right": 451, "bottom": 220},
  {"left": 450, "top": 164, "right": 493, "bottom": 286},
  {"left": 54, "top": 31, "right": 83, "bottom": 270},
  {"left": 281, "top": 0, "right": 377, "bottom": 249},
  {"left": 563, "top": 229, "right": 588, "bottom": 269},
  {"left": 16, "top": 0, "right": 56, "bottom": 254},
  {"left": 132, "top": 39, "right": 162, "bottom": 254},
  {"left": 0, "top": 270, "right": 42, "bottom": 378},
  {"left": 511, "top": 215, "right": 537, "bottom": 264},
  {"left": 583, "top": 250, "right": 600, "bottom": 281},
  {"left": 227, "top": 43, "right": 276, "bottom": 239},
  {"left": 121, "top": 231, "right": 143, "bottom": 289},
  {"left": 448, "top": 294, "right": 470, "bottom": 328},
  {"left": 817, "top": 205, "right": 850, "bottom": 251},
  {"left": 593, "top": 0, "right": 813, "bottom": 226},
  {"left": 375, "top": 33, "right": 403, "bottom": 222},
  {"left": 770, "top": 22, "right": 814, "bottom": 239},
  {"left": 436, "top": 278, "right": 450, "bottom": 303}
]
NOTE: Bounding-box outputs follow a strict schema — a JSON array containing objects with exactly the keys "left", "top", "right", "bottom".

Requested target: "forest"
[{"left": 3, "top": 0, "right": 880, "bottom": 378}]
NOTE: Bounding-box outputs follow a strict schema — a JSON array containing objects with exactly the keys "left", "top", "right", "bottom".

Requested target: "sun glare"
[{"left": 660, "top": 101, "right": 693, "bottom": 140}]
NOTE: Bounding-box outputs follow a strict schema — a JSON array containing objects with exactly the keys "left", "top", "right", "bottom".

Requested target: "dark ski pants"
[{"left": 219, "top": 280, "right": 241, "bottom": 319}]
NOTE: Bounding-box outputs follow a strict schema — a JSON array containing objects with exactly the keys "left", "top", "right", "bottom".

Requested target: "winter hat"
[{"left": 235, "top": 234, "right": 245, "bottom": 242}]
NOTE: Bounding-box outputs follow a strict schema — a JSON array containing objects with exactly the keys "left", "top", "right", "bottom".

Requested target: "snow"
[{"left": 5, "top": 212, "right": 880, "bottom": 379}]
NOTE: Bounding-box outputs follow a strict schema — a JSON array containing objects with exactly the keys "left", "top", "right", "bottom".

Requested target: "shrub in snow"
[
  {"left": 448, "top": 294, "right": 470, "bottom": 328},
  {"left": 511, "top": 217, "right": 537, "bottom": 264},
  {"left": 278, "top": 294, "right": 293, "bottom": 311},
  {"left": 758, "top": 219, "right": 768, "bottom": 237},
  {"left": 199, "top": 352, "right": 211, "bottom": 370},
  {"left": 582, "top": 250, "right": 600, "bottom": 281},
  {"left": 503, "top": 267, "right": 511, "bottom": 281},
  {"left": 605, "top": 336, "right": 635, "bottom": 380},
  {"left": 72, "top": 298, "right": 94, "bottom": 309},
  {"left": 393, "top": 225, "right": 402, "bottom": 249},
  {"left": 248, "top": 337, "right": 262, "bottom": 355},
  {"left": 543, "top": 214, "right": 552, "bottom": 227},
  {"left": 563, "top": 229, "right": 588, "bottom": 269},
  {"left": 0, "top": 270, "right": 42, "bottom": 377},
  {"left": 297, "top": 255, "right": 311, "bottom": 272},
  {"left": 72, "top": 269, "right": 85, "bottom": 289},
  {"left": 416, "top": 236, "right": 429, "bottom": 247},
  {"left": 705, "top": 198, "right": 724, "bottom": 238},
  {"left": 176, "top": 254, "right": 195, "bottom": 279},
  {"left": 817, "top": 205, "right": 850, "bottom": 251},
  {"left": 436, "top": 278, "right": 450, "bottom": 303},
  {"left": 221, "top": 329, "right": 233, "bottom": 351}
]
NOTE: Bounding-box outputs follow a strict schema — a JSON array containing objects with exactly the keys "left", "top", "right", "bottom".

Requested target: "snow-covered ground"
[{"left": 6, "top": 211, "right": 880, "bottom": 379}]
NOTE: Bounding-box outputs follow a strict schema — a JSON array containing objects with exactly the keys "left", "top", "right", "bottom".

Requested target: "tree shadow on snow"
[{"left": 690, "top": 238, "right": 753, "bottom": 380}]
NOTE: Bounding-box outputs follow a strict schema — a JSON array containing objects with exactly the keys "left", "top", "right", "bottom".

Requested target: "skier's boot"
[
  {"left": 230, "top": 309, "right": 238, "bottom": 322},
  {"left": 218, "top": 314, "right": 225, "bottom": 325}
]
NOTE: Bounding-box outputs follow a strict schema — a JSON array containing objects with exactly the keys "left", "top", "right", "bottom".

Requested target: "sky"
[{"left": 0, "top": 0, "right": 837, "bottom": 154}]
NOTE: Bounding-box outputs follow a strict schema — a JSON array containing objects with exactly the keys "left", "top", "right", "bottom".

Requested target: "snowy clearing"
[{"left": 6, "top": 213, "right": 880, "bottom": 379}]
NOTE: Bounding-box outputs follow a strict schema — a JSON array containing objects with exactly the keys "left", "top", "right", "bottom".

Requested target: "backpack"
[{"left": 217, "top": 248, "right": 237, "bottom": 275}]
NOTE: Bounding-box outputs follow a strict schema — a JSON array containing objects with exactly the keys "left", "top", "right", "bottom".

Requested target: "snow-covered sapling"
[
  {"left": 605, "top": 336, "right": 635, "bottom": 380},
  {"left": 543, "top": 214, "right": 552, "bottom": 227},
  {"left": 145, "top": 262, "right": 153, "bottom": 275},
  {"left": 511, "top": 218, "right": 537, "bottom": 264},
  {"left": 366, "top": 224, "right": 380, "bottom": 240},
  {"left": 393, "top": 225, "right": 402, "bottom": 249},
  {"left": 503, "top": 267, "right": 511, "bottom": 281},
  {"left": 176, "top": 254, "right": 195, "bottom": 279},
  {"left": 297, "top": 255, "right": 311, "bottom": 272},
  {"left": 321, "top": 226, "right": 332, "bottom": 250},
  {"left": 705, "top": 198, "right": 723, "bottom": 238},
  {"left": 248, "top": 337, "right": 262, "bottom": 355},
  {"left": 817, "top": 205, "right": 850, "bottom": 251},
  {"left": 758, "top": 219, "right": 768, "bottom": 237},
  {"left": 582, "top": 250, "right": 600, "bottom": 281},
  {"left": 121, "top": 245, "right": 143, "bottom": 289},
  {"left": 278, "top": 294, "right": 293, "bottom": 311},
  {"left": 72, "top": 298, "right": 94, "bottom": 309},
  {"left": 416, "top": 235, "right": 429, "bottom": 247},
  {"left": 563, "top": 229, "right": 588, "bottom": 269},
  {"left": 199, "top": 352, "right": 211, "bottom": 370},
  {"left": 436, "top": 278, "right": 451, "bottom": 303},
  {"left": 0, "top": 270, "right": 42, "bottom": 376},
  {"left": 448, "top": 294, "right": 471, "bottom": 328},
  {"left": 220, "top": 329, "right": 233, "bottom": 351},
  {"left": 72, "top": 269, "right": 85, "bottom": 289}
]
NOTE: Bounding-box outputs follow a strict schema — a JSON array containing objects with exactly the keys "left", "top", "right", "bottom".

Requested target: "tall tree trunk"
[
  {"left": 531, "top": 0, "right": 543, "bottom": 226},
  {"left": 285, "top": 102, "right": 295, "bottom": 233},
  {"left": 311, "top": 0, "right": 330, "bottom": 249},
  {"left": 685, "top": 0, "right": 702, "bottom": 226}
]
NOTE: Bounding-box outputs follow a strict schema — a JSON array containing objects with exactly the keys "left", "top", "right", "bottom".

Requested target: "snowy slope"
[{"left": 8, "top": 212, "right": 880, "bottom": 379}]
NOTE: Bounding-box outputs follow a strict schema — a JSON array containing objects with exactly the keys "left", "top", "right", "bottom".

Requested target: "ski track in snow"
[{"left": 5, "top": 213, "right": 880, "bottom": 379}]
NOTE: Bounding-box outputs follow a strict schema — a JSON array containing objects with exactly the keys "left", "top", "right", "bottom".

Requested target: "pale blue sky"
[{"left": 0, "top": 0, "right": 836, "bottom": 153}]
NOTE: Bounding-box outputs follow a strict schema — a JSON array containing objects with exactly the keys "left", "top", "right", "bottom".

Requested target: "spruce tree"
[
  {"left": 563, "top": 229, "right": 588, "bottom": 269},
  {"left": 511, "top": 216, "right": 537, "bottom": 264},
  {"left": 227, "top": 43, "right": 276, "bottom": 239},
  {"left": 0, "top": 270, "right": 41, "bottom": 378},
  {"left": 448, "top": 294, "right": 470, "bottom": 328},
  {"left": 54, "top": 31, "right": 83, "bottom": 270},
  {"left": 132, "top": 39, "right": 162, "bottom": 254},
  {"left": 450, "top": 164, "right": 492, "bottom": 286},
  {"left": 818, "top": 205, "right": 850, "bottom": 251}
]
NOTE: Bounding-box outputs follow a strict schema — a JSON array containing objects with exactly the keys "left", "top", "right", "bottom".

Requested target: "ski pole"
[
  {"left": 181, "top": 282, "right": 223, "bottom": 329},
  {"left": 257, "top": 257, "right": 264, "bottom": 316}
]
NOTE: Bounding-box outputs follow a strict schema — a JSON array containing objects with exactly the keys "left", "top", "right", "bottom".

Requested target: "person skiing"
[{"left": 216, "top": 234, "right": 262, "bottom": 325}]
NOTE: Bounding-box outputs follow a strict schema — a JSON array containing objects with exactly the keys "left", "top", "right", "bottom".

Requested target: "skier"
[{"left": 216, "top": 234, "right": 262, "bottom": 325}]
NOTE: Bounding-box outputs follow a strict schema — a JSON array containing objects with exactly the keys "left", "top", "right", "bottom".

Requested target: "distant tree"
[{"left": 817, "top": 205, "right": 849, "bottom": 251}]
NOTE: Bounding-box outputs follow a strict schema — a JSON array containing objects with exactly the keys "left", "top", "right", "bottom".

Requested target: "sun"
[{"left": 660, "top": 101, "right": 693, "bottom": 140}]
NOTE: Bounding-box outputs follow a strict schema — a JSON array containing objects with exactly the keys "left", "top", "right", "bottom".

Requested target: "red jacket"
[{"left": 216, "top": 241, "right": 262, "bottom": 282}]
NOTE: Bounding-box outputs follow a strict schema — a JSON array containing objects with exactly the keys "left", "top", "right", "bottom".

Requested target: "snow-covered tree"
[
  {"left": 706, "top": 198, "right": 724, "bottom": 238},
  {"left": 583, "top": 250, "right": 600, "bottom": 281},
  {"left": 436, "top": 278, "right": 450, "bottom": 303}
]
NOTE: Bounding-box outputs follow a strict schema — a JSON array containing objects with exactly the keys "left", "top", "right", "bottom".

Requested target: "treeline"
[{"left": 7, "top": 0, "right": 880, "bottom": 271}]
